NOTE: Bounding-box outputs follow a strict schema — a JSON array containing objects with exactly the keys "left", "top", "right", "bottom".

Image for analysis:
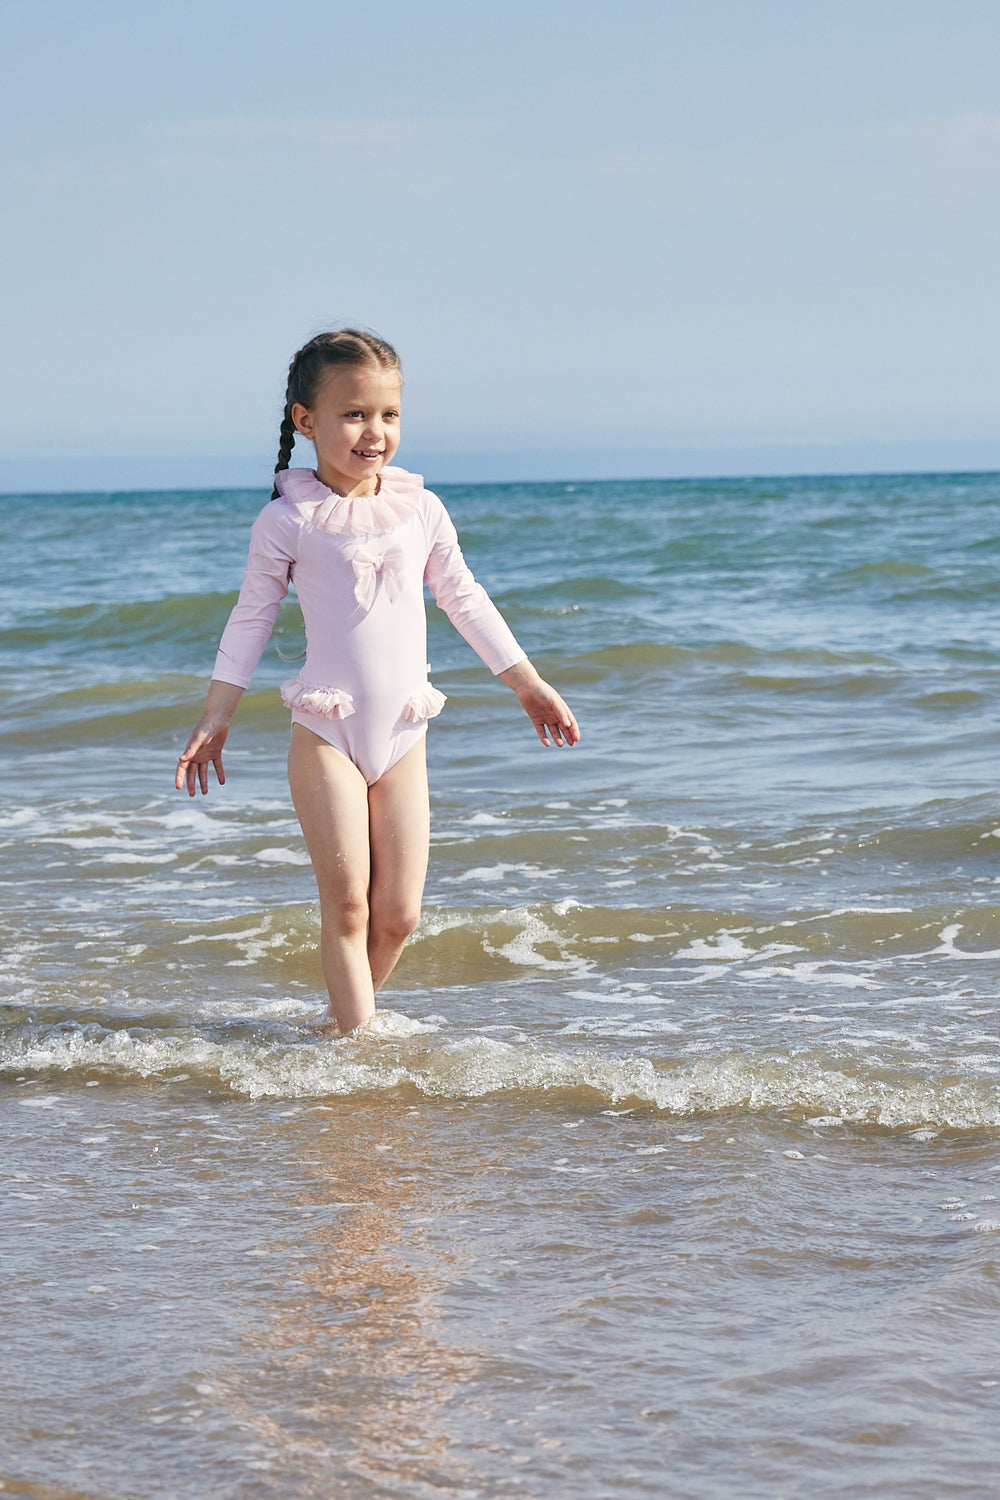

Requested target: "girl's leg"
[
  {"left": 287, "top": 723, "right": 376, "bottom": 1032},
  {"left": 367, "top": 737, "right": 430, "bottom": 993}
]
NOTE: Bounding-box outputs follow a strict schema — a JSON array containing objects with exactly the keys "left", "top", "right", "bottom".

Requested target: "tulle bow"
[{"left": 351, "top": 544, "right": 407, "bottom": 610}]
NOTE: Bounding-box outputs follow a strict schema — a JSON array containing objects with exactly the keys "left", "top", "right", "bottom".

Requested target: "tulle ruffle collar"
[{"left": 274, "top": 466, "right": 423, "bottom": 537}]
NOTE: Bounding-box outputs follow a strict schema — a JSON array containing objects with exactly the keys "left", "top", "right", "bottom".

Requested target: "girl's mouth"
[{"left": 354, "top": 449, "right": 383, "bottom": 461}]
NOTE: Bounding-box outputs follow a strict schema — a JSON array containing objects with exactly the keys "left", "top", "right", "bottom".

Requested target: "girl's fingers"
[
  {"left": 558, "top": 703, "right": 580, "bottom": 744},
  {"left": 521, "top": 687, "right": 578, "bottom": 748},
  {"left": 176, "top": 729, "right": 226, "bottom": 796},
  {"left": 539, "top": 697, "right": 578, "bottom": 747}
]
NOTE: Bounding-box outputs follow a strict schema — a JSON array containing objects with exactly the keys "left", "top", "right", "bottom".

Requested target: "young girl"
[{"left": 175, "top": 330, "right": 579, "bottom": 1033}]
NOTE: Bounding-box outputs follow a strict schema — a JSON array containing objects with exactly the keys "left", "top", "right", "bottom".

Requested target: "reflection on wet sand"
[{"left": 230, "top": 1097, "right": 481, "bottom": 1493}]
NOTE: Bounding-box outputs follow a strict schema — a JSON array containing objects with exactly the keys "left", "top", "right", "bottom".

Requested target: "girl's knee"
[
  {"left": 372, "top": 902, "right": 421, "bottom": 949},
  {"left": 320, "top": 884, "right": 370, "bottom": 939}
]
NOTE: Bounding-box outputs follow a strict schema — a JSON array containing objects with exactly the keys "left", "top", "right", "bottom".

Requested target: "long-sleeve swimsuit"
[{"left": 211, "top": 466, "right": 526, "bottom": 784}]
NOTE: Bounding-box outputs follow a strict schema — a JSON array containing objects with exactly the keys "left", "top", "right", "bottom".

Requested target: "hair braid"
[
  {"left": 271, "top": 408, "right": 298, "bottom": 498},
  {"left": 268, "top": 328, "right": 402, "bottom": 499}
]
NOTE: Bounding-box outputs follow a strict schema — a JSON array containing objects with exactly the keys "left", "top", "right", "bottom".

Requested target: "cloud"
[
  {"left": 874, "top": 112, "right": 1000, "bottom": 152},
  {"left": 146, "top": 114, "right": 493, "bottom": 148},
  {"left": 142, "top": 113, "right": 499, "bottom": 188}
]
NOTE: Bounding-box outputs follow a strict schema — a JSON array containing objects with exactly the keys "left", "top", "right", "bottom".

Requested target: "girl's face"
[{"left": 292, "top": 364, "right": 402, "bottom": 497}]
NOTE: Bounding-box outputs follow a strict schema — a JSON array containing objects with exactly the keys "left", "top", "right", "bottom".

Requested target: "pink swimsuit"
[{"left": 211, "top": 466, "right": 526, "bottom": 784}]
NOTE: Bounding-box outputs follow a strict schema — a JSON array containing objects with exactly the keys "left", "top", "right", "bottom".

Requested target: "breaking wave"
[{"left": 4, "top": 1007, "right": 1000, "bottom": 1130}]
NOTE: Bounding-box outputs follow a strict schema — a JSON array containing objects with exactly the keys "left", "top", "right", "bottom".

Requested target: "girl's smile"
[{"left": 292, "top": 366, "right": 402, "bottom": 499}]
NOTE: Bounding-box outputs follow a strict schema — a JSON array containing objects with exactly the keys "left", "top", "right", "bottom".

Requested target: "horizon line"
[
  {"left": 4, "top": 437, "right": 1000, "bottom": 495},
  {"left": 3, "top": 460, "right": 1000, "bottom": 500}
]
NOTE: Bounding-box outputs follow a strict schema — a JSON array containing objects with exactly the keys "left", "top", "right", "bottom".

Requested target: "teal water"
[{"left": 3, "top": 471, "right": 1000, "bottom": 1496}]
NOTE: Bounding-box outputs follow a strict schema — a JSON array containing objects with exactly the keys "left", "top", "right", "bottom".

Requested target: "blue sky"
[{"left": 2, "top": 0, "right": 999, "bottom": 487}]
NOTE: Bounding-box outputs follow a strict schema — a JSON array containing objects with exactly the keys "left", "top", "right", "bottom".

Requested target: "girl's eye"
[{"left": 384, "top": 411, "right": 400, "bottom": 421}]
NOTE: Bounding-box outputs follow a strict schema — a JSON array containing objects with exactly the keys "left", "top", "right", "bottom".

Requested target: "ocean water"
[{"left": 3, "top": 470, "right": 1000, "bottom": 1497}]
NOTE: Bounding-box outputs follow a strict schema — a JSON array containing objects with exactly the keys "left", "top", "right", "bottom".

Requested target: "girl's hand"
[
  {"left": 176, "top": 719, "right": 229, "bottom": 796},
  {"left": 499, "top": 660, "right": 580, "bottom": 748},
  {"left": 175, "top": 681, "right": 245, "bottom": 796}
]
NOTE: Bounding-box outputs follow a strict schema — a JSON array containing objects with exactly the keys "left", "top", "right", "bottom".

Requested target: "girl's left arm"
[{"left": 423, "top": 494, "right": 579, "bottom": 748}]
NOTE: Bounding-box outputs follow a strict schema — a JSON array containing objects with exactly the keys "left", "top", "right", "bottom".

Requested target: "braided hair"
[{"left": 271, "top": 329, "right": 401, "bottom": 498}]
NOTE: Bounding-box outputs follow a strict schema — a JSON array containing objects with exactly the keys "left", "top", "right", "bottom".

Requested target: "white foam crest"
[
  {"left": 220, "top": 1043, "right": 412, "bottom": 1099},
  {"left": 38, "top": 836, "right": 132, "bottom": 850},
  {"left": 100, "top": 851, "right": 178, "bottom": 865},
  {"left": 932, "top": 923, "right": 1000, "bottom": 961},
  {"left": 558, "top": 1017, "right": 684, "bottom": 1038},
  {"left": 823, "top": 906, "right": 914, "bottom": 916},
  {"left": 2, "top": 1027, "right": 227, "bottom": 1082},
  {"left": 482, "top": 908, "right": 591, "bottom": 974},
  {"left": 159, "top": 806, "right": 227, "bottom": 835},
  {"left": 0, "top": 1025, "right": 410, "bottom": 1100},
  {"left": 414, "top": 900, "right": 586, "bottom": 963},
  {"left": 663, "top": 825, "right": 711, "bottom": 843},
  {"left": 0, "top": 807, "right": 41, "bottom": 829},
  {"left": 4, "top": 1022, "right": 1000, "bottom": 1127},
  {"left": 192, "top": 996, "right": 316, "bottom": 1021},
  {"left": 10, "top": 799, "right": 303, "bottom": 868},
  {"left": 788, "top": 964, "right": 882, "bottom": 990},
  {"left": 414, "top": 909, "right": 473, "bottom": 939},
  {"left": 254, "top": 847, "right": 312, "bottom": 865},
  {"left": 360, "top": 1009, "right": 440, "bottom": 1038},
  {"left": 672, "top": 932, "right": 759, "bottom": 962},
  {"left": 439, "top": 862, "right": 549, "bottom": 884}
]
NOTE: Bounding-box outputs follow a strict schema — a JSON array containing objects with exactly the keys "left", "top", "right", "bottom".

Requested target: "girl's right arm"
[
  {"left": 176, "top": 679, "right": 246, "bottom": 796},
  {"left": 175, "top": 501, "right": 297, "bottom": 796}
]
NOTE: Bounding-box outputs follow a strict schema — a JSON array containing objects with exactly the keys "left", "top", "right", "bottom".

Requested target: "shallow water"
[{"left": 3, "top": 472, "right": 1000, "bottom": 1496}]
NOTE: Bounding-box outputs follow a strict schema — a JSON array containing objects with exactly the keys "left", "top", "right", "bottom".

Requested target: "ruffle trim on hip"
[
  {"left": 403, "top": 685, "right": 447, "bottom": 723},
  {"left": 281, "top": 676, "right": 356, "bottom": 720}
]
